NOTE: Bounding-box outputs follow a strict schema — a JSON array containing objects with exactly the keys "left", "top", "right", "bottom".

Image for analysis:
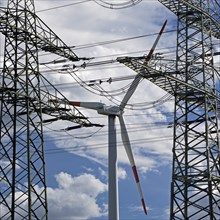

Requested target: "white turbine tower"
[{"left": 51, "top": 20, "right": 167, "bottom": 219}]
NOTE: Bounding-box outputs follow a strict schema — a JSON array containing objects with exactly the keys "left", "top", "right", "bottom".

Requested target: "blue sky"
[
  {"left": 35, "top": 1, "right": 177, "bottom": 219},
  {"left": 1, "top": 1, "right": 219, "bottom": 219}
]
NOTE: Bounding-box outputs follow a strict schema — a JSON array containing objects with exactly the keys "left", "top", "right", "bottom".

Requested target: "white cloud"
[
  {"left": 128, "top": 203, "right": 150, "bottom": 214},
  {"left": 0, "top": 172, "right": 108, "bottom": 220},
  {"left": 82, "top": 165, "right": 94, "bottom": 173},
  {"left": 118, "top": 166, "right": 127, "bottom": 180},
  {"left": 47, "top": 172, "right": 108, "bottom": 220}
]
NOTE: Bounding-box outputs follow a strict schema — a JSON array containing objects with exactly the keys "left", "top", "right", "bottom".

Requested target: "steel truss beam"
[
  {"left": 117, "top": 57, "right": 220, "bottom": 105},
  {"left": 0, "top": 5, "right": 78, "bottom": 61},
  {"left": 2, "top": 73, "right": 99, "bottom": 127}
]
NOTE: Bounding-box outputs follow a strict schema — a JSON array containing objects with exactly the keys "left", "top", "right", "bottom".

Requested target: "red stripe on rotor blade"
[
  {"left": 132, "top": 165, "right": 140, "bottom": 183},
  {"left": 69, "top": 101, "right": 80, "bottom": 106},
  {"left": 145, "top": 49, "right": 154, "bottom": 62},
  {"left": 141, "top": 198, "right": 147, "bottom": 215}
]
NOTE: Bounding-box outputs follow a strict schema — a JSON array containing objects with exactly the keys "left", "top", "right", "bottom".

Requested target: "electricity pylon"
[
  {"left": 159, "top": 1, "right": 220, "bottom": 219},
  {"left": 118, "top": 0, "right": 220, "bottom": 219},
  {"left": 0, "top": 1, "right": 96, "bottom": 219}
]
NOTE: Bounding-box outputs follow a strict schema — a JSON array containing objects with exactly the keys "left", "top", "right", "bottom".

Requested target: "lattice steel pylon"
[
  {"left": 0, "top": 1, "right": 48, "bottom": 219},
  {"left": 0, "top": 0, "right": 96, "bottom": 219},
  {"left": 118, "top": 0, "right": 220, "bottom": 219},
  {"left": 159, "top": 1, "right": 220, "bottom": 219}
]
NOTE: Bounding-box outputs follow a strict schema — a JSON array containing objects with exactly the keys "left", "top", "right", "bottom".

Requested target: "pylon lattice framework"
[
  {"left": 0, "top": 0, "right": 96, "bottom": 219},
  {"left": 0, "top": 0, "right": 47, "bottom": 219},
  {"left": 164, "top": 1, "right": 220, "bottom": 219}
]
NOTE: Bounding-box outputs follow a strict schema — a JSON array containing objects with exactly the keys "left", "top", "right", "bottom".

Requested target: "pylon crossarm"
[
  {"left": 0, "top": 87, "right": 98, "bottom": 128},
  {"left": 155, "top": 1, "right": 220, "bottom": 218},
  {"left": 118, "top": 57, "right": 220, "bottom": 103},
  {"left": 39, "top": 73, "right": 96, "bottom": 127},
  {"left": 0, "top": 7, "right": 78, "bottom": 61},
  {"left": 158, "top": 0, "right": 220, "bottom": 39}
]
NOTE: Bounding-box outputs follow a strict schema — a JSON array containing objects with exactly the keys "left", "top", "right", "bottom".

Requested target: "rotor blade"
[
  {"left": 68, "top": 101, "right": 104, "bottom": 110},
  {"left": 49, "top": 99, "right": 104, "bottom": 110},
  {"left": 119, "top": 20, "right": 167, "bottom": 111},
  {"left": 118, "top": 115, "right": 147, "bottom": 215},
  {"left": 144, "top": 19, "right": 167, "bottom": 64},
  {"left": 119, "top": 74, "right": 143, "bottom": 111}
]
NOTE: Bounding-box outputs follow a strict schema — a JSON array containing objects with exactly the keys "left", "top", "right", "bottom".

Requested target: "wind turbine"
[{"left": 50, "top": 20, "right": 167, "bottom": 219}]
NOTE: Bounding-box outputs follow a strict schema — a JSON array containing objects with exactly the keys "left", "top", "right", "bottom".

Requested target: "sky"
[
  {"left": 0, "top": 0, "right": 181, "bottom": 219},
  {"left": 36, "top": 1, "right": 177, "bottom": 219}
]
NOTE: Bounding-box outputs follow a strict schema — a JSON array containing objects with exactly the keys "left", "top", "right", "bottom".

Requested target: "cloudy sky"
[
  {"left": 0, "top": 0, "right": 182, "bottom": 219},
  {"left": 34, "top": 1, "right": 178, "bottom": 219}
]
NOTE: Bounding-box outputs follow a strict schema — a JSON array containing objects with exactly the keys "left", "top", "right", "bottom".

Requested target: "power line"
[
  {"left": 36, "top": 0, "right": 92, "bottom": 13},
  {"left": 42, "top": 112, "right": 175, "bottom": 141},
  {"left": 43, "top": 121, "right": 173, "bottom": 138},
  {"left": 72, "top": 29, "right": 177, "bottom": 50},
  {"left": 35, "top": 0, "right": 161, "bottom": 13},
  {"left": 44, "top": 135, "right": 173, "bottom": 155}
]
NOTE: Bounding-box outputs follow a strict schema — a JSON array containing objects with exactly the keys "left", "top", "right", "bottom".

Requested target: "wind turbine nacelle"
[{"left": 97, "top": 106, "right": 121, "bottom": 116}]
